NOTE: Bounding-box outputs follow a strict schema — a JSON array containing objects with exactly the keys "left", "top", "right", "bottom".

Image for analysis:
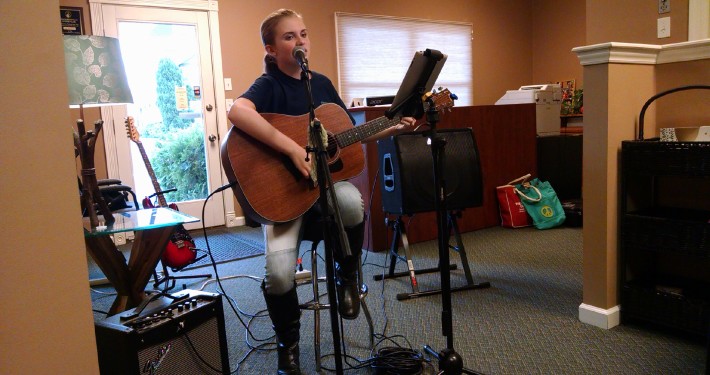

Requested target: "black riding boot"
[
  {"left": 263, "top": 285, "right": 301, "bottom": 374},
  {"left": 336, "top": 222, "right": 365, "bottom": 320}
]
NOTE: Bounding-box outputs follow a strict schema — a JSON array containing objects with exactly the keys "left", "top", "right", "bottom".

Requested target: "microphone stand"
[
  {"left": 420, "top": 95, "right": 482, "bottom": 375},
  {"left": 384, "top": 49, "right": 482, "bottom": 375},
  {"left": 299, "top": 63, "right": 348, "bottom": 374}
]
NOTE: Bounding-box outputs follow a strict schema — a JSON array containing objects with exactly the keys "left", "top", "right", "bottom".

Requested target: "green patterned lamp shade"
[{"left": 63, "top": 35, "right": 133, "bottom": 107}]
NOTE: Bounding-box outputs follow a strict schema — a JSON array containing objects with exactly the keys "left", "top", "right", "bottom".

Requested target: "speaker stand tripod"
[{"left": 374, "top": 211, "right": 490, "bottom": 300}]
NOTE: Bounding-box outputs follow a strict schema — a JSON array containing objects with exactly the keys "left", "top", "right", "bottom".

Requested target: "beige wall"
[
  {"left": 1, "top": 1, "right": 100, "bottom": 374},
  {"left": 587, "top": 0, "right": 689, "bottom": 45},
  {"left": 218, "top": 0, "right": 539, "bottom": 106},
  {"left": 656, "top": 60, "right": 710, "bottom": 128},
  {"left": 532, "top": 0, "right": 587, "bottom": 88}
]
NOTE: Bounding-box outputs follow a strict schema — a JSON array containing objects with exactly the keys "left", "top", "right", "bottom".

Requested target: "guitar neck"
[
  {"left": 136, "top": 142, "right": 168, "bottom": 207},
  {"left": 334, "top": 116, "right": 400, "bottom": 148}
]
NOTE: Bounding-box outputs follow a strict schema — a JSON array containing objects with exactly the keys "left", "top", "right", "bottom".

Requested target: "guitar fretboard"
[
  {"left": 135, "top": 142, "right": 168, "bottom": 207},
  {"left": 334, "top": 116, "right": 400, "bottom": 148}
]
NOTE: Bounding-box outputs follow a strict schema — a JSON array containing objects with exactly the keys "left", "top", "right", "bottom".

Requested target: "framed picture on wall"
[
  {"left": 557, "top": 79, "right": 575, "bottom": 101},
  {"left": 60, "top": 7, "right": 84, "bottom": 35}
]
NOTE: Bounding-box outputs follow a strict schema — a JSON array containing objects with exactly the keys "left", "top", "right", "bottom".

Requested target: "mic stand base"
[{"left": 423, "top": 345, "right": 484, "bottom": 375}]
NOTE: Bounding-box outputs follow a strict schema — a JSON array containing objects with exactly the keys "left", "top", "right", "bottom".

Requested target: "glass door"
[{"left": 97, "top": 4, "right": 225, "bottom": 229}]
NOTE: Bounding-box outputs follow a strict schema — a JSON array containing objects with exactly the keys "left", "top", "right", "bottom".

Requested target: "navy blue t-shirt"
[{"left": 240, "top": 68, "right": 355, "bottom": 124}]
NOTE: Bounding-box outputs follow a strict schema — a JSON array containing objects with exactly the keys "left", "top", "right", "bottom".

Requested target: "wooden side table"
[{"left": 84, "top": 207, "right": 199, "bottom": 314}]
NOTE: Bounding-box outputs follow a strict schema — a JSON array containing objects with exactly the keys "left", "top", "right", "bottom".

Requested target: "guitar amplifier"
[
  {"left": 378, "top": 128, "right": 483, "bottom": 215},
  {"left": 94, "top": 290, "right": 230, "bottom": 375}
]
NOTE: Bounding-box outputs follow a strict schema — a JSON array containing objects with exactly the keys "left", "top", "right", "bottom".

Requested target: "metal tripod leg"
[
  {"left": 374, "top": 213, "right": 490, "bottom": 301},
  {"left": 373, "top": 216, "right": 458, "bottom": 292}
]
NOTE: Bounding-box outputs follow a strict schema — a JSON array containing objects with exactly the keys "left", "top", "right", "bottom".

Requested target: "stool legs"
[{"left": 300, "top": 241, "right": 374, "bottom": 372}]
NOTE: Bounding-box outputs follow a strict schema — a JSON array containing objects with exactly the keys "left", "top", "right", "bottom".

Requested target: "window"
[{"left": 335, "top": 12, "right": 472, "bottom": 107}]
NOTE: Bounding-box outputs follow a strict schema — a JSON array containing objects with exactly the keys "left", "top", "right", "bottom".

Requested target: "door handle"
[
  {"left": 208, "top": 134, "right": 217, "bottom": 142},
  {"left": 206, "top": 104, "right": 213, "bottom": 111}
]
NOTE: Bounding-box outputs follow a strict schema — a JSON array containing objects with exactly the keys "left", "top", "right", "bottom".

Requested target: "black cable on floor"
[{"left": 370, "top": 346, "right": 425, "bottom": 374}]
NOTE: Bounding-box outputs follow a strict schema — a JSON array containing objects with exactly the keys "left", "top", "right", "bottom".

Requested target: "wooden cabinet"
[
  {"left": 619, "top": 140, "right": 710, "bottom": 336},
  {"left": 560, "top": 114, "right": 583, "bottom": 134},
  {"left": 349, "top": 104, "right": 537, "bottom": 252}
]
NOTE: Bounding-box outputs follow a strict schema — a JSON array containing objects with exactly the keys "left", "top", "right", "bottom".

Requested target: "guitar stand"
[
  {"left": 152, "top": 255, "right": 212, "bottom": 293},
  {"left": 117, "top": 256, "right": 212, "bottom": 320},
  {"left": 374, "top": 211, "right": 490, "bottom": 301}
]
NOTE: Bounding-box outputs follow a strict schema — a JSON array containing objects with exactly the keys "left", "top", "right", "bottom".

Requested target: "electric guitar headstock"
[{"left": 124, "top": 116, "right": 141, "bottom": 144}]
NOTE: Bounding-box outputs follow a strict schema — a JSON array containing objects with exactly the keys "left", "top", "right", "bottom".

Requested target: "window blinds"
[{"left": 335, "top": 12, "right": 473, "bottom": 107}]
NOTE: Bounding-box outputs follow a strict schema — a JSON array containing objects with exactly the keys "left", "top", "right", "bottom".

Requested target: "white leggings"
[{"left": 262, "top": 181, "right": 364, "bottom": 295}]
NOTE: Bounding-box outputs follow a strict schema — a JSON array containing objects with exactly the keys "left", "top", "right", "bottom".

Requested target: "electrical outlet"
[
  {"left": 112, "top": 233, "right": 127, "bottom": 245},
  {"left": 658, "top": 0, "right": 670, "bottom": 14},
  {"left": 658, "top": 17, "right": 671, "bottom": 38},
  {"left": 226, "top": 215, "right": 239, "bottom": 227},
  {"left": 225, "top": 98, "right": 234, "bottom": 112},
  {"left": 224, "top": 78, "right": 232, "bottom": 91}
]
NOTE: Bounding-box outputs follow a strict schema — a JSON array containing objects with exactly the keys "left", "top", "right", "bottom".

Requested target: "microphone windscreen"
[{"left": 292, "top": 46, "right": 306, "bottom": 59}]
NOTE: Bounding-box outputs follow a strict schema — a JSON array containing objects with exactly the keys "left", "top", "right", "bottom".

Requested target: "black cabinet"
[
  {"left": 537, "top": 134, "right": 582, "bottom": 200},
  {"left": 619, "top": 140, "right": 710, "bottom": 336}
]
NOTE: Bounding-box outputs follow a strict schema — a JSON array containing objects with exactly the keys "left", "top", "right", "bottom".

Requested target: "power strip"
[{"left": 295, "top": 269, "right": 312, "bottom": 281}]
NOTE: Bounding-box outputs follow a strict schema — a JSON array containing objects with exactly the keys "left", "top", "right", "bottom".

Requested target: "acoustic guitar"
[
  {"left": 221, "top": 88, "right": 455, "bottom": 224},
  {"left": 125, "top": 116, "right": 198, "bottom": 269}
]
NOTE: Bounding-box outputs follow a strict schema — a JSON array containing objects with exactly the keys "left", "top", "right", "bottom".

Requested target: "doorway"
[{"left": 90, "top": 1, "right": 232, "bottom": 229}]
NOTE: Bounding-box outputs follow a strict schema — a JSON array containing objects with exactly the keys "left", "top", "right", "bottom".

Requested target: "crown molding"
[{"left": 572, "top": 39, "right": 710, "bottom": 66}]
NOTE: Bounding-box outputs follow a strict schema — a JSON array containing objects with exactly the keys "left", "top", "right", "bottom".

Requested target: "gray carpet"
[
  {"left": 90, "top": 225, "right": 707, "bottom": 374},
  {"left": 183, "top": 225, "right": 264, "bottom": 270}
]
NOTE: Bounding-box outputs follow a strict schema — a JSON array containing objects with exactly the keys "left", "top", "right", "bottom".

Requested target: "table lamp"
[{"left": 64, "top": 35, "right": 133, "bottom": 228}]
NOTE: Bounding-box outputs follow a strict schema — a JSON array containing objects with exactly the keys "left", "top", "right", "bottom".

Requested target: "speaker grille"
[
  {"left": 378, "top": 128, "right": 483, "bottom": 214},
  {"left": 137, "top": 317, "right": 223, "bottom": 375}
]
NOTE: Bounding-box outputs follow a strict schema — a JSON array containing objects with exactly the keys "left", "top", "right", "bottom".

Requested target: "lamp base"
[{"left": 74, "top": 119, "right": 115, "bottom": 228}]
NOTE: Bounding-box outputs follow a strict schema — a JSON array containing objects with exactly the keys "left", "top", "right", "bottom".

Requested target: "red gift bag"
[{"left": 496, "top": 174, "right": 533, "bottom": 228}]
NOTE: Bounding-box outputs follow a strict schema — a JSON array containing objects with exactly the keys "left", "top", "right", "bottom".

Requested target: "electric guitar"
[
  {"left": 125, "top": 116, "right": 198, "bottom": 269},
  {"left": 221, "top": 88, "right": 455, "bottom": 224}
]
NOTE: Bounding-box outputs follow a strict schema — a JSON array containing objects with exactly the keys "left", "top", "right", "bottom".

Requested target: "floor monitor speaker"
[
  {"left": 378, "top": 128, "right": 483, "bottom": 215},
  {"left": 94, "top": 290, "right": 230, "bottom": 375}
]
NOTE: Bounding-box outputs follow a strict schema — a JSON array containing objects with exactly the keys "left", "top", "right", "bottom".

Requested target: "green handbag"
[{"left": 514, "top": 178, "right": 566, "bottom": 229}]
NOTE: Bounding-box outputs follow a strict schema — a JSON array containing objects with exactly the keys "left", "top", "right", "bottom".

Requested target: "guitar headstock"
[
  {"left": 428, "top": 87, "right": 456, "bottom": 112},
  {"left": 125, "top": 116, "right": 140, "bottom": 143}
]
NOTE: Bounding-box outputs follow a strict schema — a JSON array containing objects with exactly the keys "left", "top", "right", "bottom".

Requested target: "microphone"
[{"left": 292, "top": 46, "right": 308, "bottom": 70}]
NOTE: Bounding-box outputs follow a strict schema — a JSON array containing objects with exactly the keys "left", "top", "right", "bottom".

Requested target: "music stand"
[
  {"left": 385, "top": 49, "right": 447, "bottom": 120},
  {"left": 387, "top": 49, "right": 482, "bottom": 375}
]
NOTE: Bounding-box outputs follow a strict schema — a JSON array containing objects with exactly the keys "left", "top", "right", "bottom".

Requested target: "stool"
[{"left": 297, "top": 215, "right": 374, "bottom": 372}]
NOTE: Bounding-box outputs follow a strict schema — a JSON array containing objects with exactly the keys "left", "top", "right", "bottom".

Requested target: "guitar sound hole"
[{"left": 326, "top": 133, "right": 339, "bottom": 161}]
